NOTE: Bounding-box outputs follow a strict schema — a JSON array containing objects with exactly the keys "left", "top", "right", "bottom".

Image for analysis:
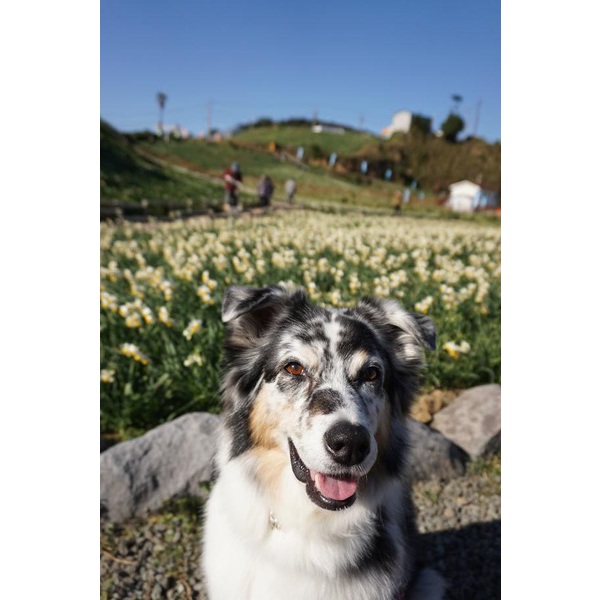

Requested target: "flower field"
[{"left": 100, "top": 211, "right": 500, "bottom": 439}]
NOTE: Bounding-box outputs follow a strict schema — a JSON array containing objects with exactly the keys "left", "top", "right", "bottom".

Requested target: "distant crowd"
[
  {"left": 221, "top": 161, "right": 296, "bottom": 213},
  {"left": 221, "top": 160, "right": 418, "bottom": 216}
]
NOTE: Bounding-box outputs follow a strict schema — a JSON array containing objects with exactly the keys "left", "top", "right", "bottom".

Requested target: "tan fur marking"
[
  {"left": 348, "top": 349, "right": 369, "bottom": 378},
  {"left": 252, "top": 447, "right": 288, "bottom": 502},
  {"left": 249, "top": 389, "right": 289, "bottom": 500},
  {"left": 249, "top": 388, "right": 279, "bottom": 450}
]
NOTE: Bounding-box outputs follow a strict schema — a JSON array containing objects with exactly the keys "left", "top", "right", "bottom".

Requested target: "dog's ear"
[
  {"left": 355, "top": 296, "right": 436, "bottom": 366},
  {"left": 407, "top": 312, "right": 437, "bottom": 351},
  {"left": 222, "top": 285, "right": 288, "bottom": 323},
  {"left": 222, "top": 285, "right": 305, "bottom": 347}
]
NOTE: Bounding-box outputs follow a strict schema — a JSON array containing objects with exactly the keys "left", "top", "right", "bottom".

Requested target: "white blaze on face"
[{"left": 287, "top": 317, "right": 381, "bottom": 476}]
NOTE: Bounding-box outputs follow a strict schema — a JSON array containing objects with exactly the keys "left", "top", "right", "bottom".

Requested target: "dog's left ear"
[{"left": 355, "top": 296, "right": 436, "bottom": 366}]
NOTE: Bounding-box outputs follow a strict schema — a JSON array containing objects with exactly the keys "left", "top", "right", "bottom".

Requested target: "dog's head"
[{"left": 220, "top": 285, "right": 435, "bottom": 511}]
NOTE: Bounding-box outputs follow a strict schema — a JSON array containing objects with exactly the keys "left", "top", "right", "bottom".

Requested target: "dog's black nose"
[{"left": 324, "top": 421, "right": 370, "bottom": 466}]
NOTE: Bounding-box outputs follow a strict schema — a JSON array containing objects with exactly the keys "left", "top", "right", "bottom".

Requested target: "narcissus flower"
[
  {"left": 100, "top": 369, "right": 115, "bottom": 383},
  {"left": 183, "top": 319, "right": 202, "bottom": 340},
  {"left": 197, "top": 285, "right": 215, "bottom": 305},
  {"left": 183, "top": 353, "right": 204, "bottom": 367},
  {"left": 443, "top": 340, "right": 471, "bottom": 359},
  {"left": 443, "top": 341, "right": 461, "bottom": 359},
  {"left": 119, "top": 343, "right": 149, "bottom": 365},
  {"left": 415, "top": 296, "right": 434, "bottom": 315},
  {"left": 158, "top": 306, "right": 174, "bottom": 327}
]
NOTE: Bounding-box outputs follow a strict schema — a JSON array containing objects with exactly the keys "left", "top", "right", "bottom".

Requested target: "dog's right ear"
[
  {"left": 222, "top": 285, "right": 302, "bottom": 347},
  {"left": 222, "top": 285, "right": 289, "bottom": 323}
]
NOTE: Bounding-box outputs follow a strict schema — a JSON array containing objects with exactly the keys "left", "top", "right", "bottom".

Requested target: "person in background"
[
  {"left": 284, "top": 179, "right": 297, "bottom": 204},
  {"left": 222, "top": 161, "right": 243, "bottom": 212},
  {"left": 257, "top": 175, "right": 274, "bottom": 208},
  {"left": 393, "top": 189, "right": 402, "bottom": 215}
]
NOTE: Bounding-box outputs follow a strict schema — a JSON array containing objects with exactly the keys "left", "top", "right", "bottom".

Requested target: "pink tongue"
[{"left": 312, "top": 471, "right": 358, "bottom": 501}]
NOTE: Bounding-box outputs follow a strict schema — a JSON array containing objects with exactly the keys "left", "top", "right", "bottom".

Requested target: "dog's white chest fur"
[{"left": 202, "top": 457, "right": 400, "bottom": 600}]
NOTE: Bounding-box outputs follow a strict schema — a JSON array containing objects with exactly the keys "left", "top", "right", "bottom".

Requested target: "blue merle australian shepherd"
[{"left": 202, "top": 285, "right": 446, "bottom": 599}]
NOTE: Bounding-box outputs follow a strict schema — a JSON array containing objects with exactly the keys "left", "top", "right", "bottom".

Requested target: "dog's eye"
[
  {"left": 284, "top": 362, "right": 305, "bottom": 377},
  {"left": 363, "top": 366, "right": 380, "bottom": 382}
]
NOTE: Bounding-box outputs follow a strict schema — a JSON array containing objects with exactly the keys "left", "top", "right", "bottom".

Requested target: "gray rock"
[
  {"left": 407, "top": 418, "right": 469, "bottom": 481},
  {"left": 101, "top": 412, "right": 220, "bottom": 522},
  {"left": 430, "top": 384, "right": 501, "bottom": 459}
]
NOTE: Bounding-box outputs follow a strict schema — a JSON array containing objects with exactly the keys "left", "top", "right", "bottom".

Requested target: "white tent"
[
  {"left": 446, "top": 180, "right": 500, "bottom": 213},
  {"left": 447, "top": 180, "right": 480, "bottom": 212}
]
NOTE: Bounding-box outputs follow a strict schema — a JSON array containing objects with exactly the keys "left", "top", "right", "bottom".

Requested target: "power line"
[{"left": 473, "top": 99, "right": 482, "bottom": 137}]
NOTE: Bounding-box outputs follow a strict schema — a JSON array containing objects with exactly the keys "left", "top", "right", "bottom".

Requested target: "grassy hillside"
[
  {"left": 137, "top": 136, "right": 400, "bottom": 210},
  {"left": 100, "top": 119, "right": 500, "bottom": 215},
  {"left": 232, "top": 123, "right": 500, "bottom": 193},
  {"left": 233, "top": 125, "right": 377, "bottom": 156},
  {"left": 100, "top": 120, "right": 226, "bottom": 208}
]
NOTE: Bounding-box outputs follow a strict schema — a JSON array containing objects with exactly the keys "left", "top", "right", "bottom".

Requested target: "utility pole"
[
  {"left": 206, "top": 100, "right": 212, "bottom": 138},
  {"left": 312, "top": 109, "right": 318, "bottom": 126},
  {"left": 359, "top": 113, "right": 365, "bottom": 130},
  {"left": 156, "top": 92, "right": 167, "bottom": 134},
  {"left": 451, "top": 94, "right": 463, "bottom": 114}
]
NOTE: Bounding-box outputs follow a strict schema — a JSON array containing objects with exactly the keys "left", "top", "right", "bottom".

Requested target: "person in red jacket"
[{"left": 222, "top": 161, "right": 243, "bottom": 212}]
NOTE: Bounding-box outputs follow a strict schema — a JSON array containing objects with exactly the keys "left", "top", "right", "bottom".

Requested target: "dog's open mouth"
[{"left": 288, "top": 439, "right": 358, "bottom": 511}]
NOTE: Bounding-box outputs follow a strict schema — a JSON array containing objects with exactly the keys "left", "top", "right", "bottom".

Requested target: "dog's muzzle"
[{"left": 288, "top": 424, "right": 370, "bottom": 511}]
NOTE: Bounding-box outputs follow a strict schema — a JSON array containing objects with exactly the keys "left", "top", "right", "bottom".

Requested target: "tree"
[
  {"left": 156, "top": 92, "right": 167, "bottom": 132},
  {"left": 410, "top": 114, "right": 432, "bottom": 136},
  {"left": 440, "top": 112, "right": 465, "bottom": 143}
]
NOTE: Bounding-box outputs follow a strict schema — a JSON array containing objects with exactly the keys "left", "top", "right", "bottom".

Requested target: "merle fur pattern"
[{"left": 202, "top": 285, "right": 445, "bottom": 600}]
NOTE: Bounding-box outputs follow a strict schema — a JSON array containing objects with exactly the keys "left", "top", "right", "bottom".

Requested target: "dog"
[{"left": 202, "top": 285, "right": 446, "bottom": 599}]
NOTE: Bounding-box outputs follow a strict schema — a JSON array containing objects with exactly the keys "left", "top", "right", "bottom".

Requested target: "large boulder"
[
  {"left": 430, "top": 384, "right": 501, "bottom": 459},
  {"left": 407, "top": 418, "right": 468, "bottom": 481},
  {"left": 101, "top": 412, "right": 220, "bottom": 522}
]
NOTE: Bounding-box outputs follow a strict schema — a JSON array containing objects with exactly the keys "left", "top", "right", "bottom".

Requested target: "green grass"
[
  {"left": 233, "top": 125, "right": 377, "bottom": 156},
  {"left": 101, "top": 121, "right": 227, "bottom": 207},
  {"left": 135, "top": 137, "right": 457, "bottom": 212}
]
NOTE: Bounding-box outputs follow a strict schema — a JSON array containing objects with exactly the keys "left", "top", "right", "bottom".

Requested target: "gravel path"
[{"left": 100, "top": 457, "right": 500, "bottom": 600}]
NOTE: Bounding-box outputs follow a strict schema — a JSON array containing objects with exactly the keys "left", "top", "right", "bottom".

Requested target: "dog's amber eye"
[
  {"left": 363, "top": 366, "right": 380, "bottom": 382},
  {"left": 284, "top": 362, "right": 305, "bottom": 376}
]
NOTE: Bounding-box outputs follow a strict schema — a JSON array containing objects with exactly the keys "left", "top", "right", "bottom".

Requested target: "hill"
[
  {"left": 231, "top": 119, "right": 500, "bottom": 192},
  {"left": 233, "top": 124, "right": 377, "bottom": 156},
  {"left": 100, "top": 120, "right": 226, "bottom": 208},
  {"left": 100, "top": 119, "right": 500, "bottom": 215}
]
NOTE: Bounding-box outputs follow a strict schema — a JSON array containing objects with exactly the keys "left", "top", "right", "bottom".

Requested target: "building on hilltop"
[
  {"left": 311, "top": 124, "right": 346, "bottom": 135},
  {"left": 380, "top": 110, "right": 432, "bottom": 138}
]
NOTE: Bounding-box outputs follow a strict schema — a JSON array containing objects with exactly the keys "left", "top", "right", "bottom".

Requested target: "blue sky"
[{"left": 101, "top": 0, "right": 500, "bottom": 141}]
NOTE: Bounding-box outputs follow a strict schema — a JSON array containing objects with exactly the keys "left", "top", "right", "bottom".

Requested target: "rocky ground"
[{"left": 100, "top": 454, "right": 500, "bottom": 600}]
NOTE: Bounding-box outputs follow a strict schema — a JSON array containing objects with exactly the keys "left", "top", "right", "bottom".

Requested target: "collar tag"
[{"left": 269, "top": 511, "right": 280, "bottom": 530}]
